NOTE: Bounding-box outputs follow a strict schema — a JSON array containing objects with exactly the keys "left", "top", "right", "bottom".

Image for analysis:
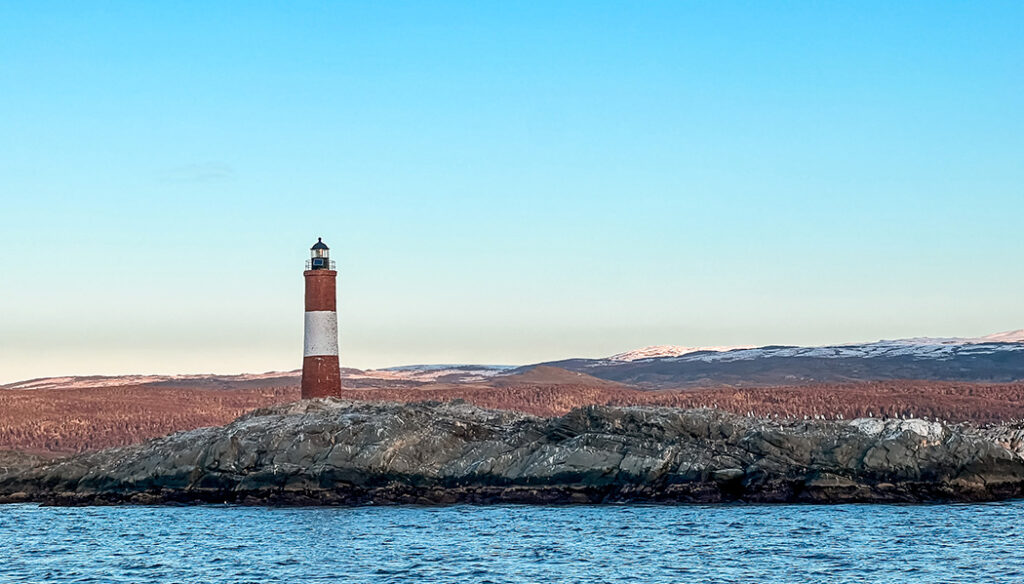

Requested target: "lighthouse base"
[{"left": 301, "top": 355, "right": 343, "bottom": 399}]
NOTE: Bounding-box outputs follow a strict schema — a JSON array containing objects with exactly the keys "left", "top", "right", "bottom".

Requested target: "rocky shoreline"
[{"left": 3, "top": 399, "right": 1024, "bottom": 506}]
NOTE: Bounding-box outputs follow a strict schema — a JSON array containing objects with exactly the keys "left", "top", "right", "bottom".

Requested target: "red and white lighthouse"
[{"left": 301, "top": 237, "right": 342, "bottom": 399}]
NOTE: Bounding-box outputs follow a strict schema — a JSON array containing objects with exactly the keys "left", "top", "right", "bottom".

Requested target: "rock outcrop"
[{"left": 3, "top": 400, "right": 1024, "bottom": 505}]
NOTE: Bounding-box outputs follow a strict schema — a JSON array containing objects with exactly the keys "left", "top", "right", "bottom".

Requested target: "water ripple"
[{"left": 1, "top": 502, "right": 1023, "bottom": 582}]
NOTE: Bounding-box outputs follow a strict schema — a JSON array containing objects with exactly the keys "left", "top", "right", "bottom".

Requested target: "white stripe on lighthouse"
[{"left": 303, "top": 311, "right": 339, "bottom": 357}]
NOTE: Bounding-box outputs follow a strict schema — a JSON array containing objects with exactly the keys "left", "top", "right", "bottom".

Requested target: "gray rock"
[{"left": 2, "top": 400, "right": 1024, "bottom": 505}]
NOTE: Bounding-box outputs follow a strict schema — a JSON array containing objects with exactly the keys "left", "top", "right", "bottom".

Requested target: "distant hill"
[
  {"left": 6, "top": 330, "right": 1024, "bottom": 392},
  {"left": 539, "top": 331, "right": 1024, "bottom": 388},
  {"left": 492, "top": 366, "right": 626, "bottom": 387}
]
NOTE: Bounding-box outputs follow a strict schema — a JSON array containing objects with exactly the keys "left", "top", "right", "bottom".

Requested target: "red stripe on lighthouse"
[
  {"left": 304, "top": 270, "right": 337, "bottom": 311},
  {"left": 301, "top": 355, "right": 342, "bottom": 399}
]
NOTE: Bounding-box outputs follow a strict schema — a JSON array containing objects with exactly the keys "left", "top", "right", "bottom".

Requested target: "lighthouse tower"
[{"left": 301, "top": 237, "right": 342, "bottom": 399}]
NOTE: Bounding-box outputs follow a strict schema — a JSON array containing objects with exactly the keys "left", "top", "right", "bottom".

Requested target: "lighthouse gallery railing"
[{"left": 305, "top": 259, "right": 337, "bottom": 270}]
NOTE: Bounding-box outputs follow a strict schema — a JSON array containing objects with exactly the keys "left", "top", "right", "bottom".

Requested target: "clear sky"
[{"left": 1, "top": 2, "right": 1022, "bottom": 382}]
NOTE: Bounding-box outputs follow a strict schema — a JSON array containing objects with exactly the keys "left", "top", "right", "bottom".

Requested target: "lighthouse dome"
[{"left": 311, "top": 237, "right": 329, "bottom": 251}]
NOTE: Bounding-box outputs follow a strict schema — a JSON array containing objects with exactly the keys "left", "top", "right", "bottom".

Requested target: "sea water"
[{"left": 1, "top": 502, "right": 1022, "bottom": 583}]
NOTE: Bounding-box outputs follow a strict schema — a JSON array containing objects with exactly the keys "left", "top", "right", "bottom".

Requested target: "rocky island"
[{"left": 3, "top": 399, "right": 1024, "bottom": 506}]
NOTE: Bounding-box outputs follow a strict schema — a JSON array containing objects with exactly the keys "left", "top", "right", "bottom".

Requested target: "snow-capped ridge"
[
  {"left": 883, "top": 329, "right": 1024, "bottom": 346},
  {"left": 973, "top": 329, "right": 1024, "bottom": 344},
  {"left": 607, "top": 329, "right": 1024, "bottom": 365},
  {"left": 369, "top": 364, "right": 515, "bottom": 383},
  {"left": 609, "top": 345, "right": 753, "bottom": 362},
  {"left": 1, "top": 371, "right": 297, "bottom": 391}
]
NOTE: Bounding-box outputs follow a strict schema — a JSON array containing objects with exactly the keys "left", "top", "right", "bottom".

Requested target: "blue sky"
[{"left": 1, "top": 2, "right": 1022, "bottom": 382}]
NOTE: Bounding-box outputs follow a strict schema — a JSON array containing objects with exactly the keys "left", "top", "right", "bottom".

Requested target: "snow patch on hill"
[
  {"left": 607, "top": 329, "right": 1024, "bottom": 365},
  {"left": 668, "top": 338, "right": 1024, "bottom": 364},
  {"left": 609, "top": 346, "right": 753, "bottom": 362},
  {"left": 373, "top": 365, "right": 516, "bottom": 383},
  {"left": 1, "top": 371, "right": 298, "bottom": 391},
  {"left": 973, "top": 329, "right": 1024, "bottom": 344}
]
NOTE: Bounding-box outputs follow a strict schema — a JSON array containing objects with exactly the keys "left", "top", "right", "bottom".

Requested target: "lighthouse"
[{"left": 301, "top": 237, "right": 342, "bottom": 398}]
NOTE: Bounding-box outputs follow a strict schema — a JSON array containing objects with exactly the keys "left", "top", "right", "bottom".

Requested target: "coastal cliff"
[{"left": 3, "top": 399, "right": 1024, "bottom": 505}]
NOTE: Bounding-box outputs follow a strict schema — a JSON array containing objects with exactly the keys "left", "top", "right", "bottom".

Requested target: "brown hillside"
[{"left": 0, "top": 384, "right": 297, "bottom": 455}]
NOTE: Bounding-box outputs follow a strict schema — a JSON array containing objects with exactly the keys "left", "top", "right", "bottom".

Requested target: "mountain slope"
[
  {"left": 548, "top": 331, "right": 1024, "bottom": 388},
  {"left": 492, "top": 366, "right": 627, "bottom": 387}
]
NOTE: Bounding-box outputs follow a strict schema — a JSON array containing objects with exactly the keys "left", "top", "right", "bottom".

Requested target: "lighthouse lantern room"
[{"left": 308, "top": 237, "right": 333, "bottom": 270}]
